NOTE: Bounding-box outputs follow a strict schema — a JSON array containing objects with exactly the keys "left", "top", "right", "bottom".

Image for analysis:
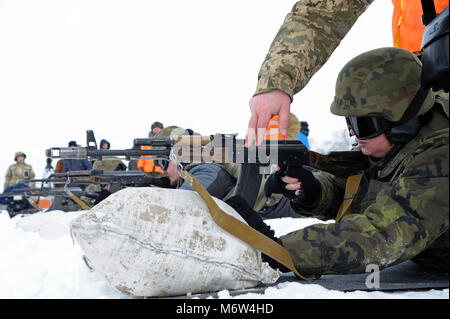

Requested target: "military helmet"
[
  {"left": 153, "top": 126, "right": 190, "bottom": 139},
  {"left": 330, "top": 47, "right": 434, "bottom": 122},
  {"left": 287, "top": 113, "right": 301, "bottom": 139},
  {"left": 14, "top": 151, "right": 26, "bottom": 161},
  {"left": 151, "top": 121, "right": 164, "bottom": 130},
  {"left": 153, "top": 126, "right": 193, "bottom": 170}
]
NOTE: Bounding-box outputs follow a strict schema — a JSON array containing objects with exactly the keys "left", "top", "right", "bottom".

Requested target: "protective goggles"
[
  {"left": 345, "top": 116, "right": 391, "bottom": 140},
  {"left": 156, "top": 159, "right": 169, "bottom": 171}
]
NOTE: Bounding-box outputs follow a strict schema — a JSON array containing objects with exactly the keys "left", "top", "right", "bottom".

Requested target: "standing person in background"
[
  {"left": 63, "top": 141, "right": 93, "bottom": 190},
  {"left": 3, "top": 151, "right": 35, "bottom": 190},
  {"left": 63, "top": 141, "right": 93, "bottom": 172},
  {"left": 93, "top": 139, "right": 127, "bottom": 172},
  {"left": 264, "top": 113, "right": 300, "bottom": 140},
  {"left": 54, "top": 159, "right": 65, "bottom": 188},
  {"left": 149, "top": 121, "right": 164, "bottom": 137},
  {"left": 99, "top": 139, "right": 110, "bottom": 150},
  {"left": 297, "top": 121, "right": 310, "bottom": 150},
  {"left": 129, "top": 121, "right": 165, "bottom": 170},
  {"left": 42, "top": 158, "right": 55, "bottom": 188},
  {"left": 246, "top": 0, "right": 448, "bottom": 146},
  {"left": 136, "top": 122, "right": 165, "bottom": 174}
]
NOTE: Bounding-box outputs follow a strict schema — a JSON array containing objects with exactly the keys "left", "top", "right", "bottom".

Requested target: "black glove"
[
  {"left": 114, "top": 163, "right": 128, "bottom": 171},
  {"left": 225, "top": 196, "right": 276, "bottom": 240},
  {"left": 152, "top": 176, "right": 172, "bottom": 188},
  {"left": 225, "top": 196, "right": 290, "bottom": 272},
  {"left": 94, "top": 189, "right": 112, "bottom": 205},
  {"left": 264, "top": 166, "right": 321, "bottom": 206}
]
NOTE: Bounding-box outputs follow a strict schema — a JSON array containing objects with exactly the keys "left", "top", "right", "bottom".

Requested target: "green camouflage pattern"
[
  {"left": 330, "top": 47, "right": 435, "bottom": 121},
  {"left": 85, "top": 157, "right": 127, "bottom": 192},
  {"left": 255, "top": 0, "right": 373, "bottom": 99},
  {"left": 93, "top": 156, "right": 126, "bottom": 171},
  {"left": 281, "top": 100, "right": 449, "bottom": 276},
  {"left": 4, "top": 162, "right": 36, "bottom": 190},
  {"left": 153, "top": 126, "right": 188, "bottom": 139}
]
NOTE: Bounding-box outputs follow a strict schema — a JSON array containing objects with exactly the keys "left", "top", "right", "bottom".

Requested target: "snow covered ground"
[{"left": 0, "top": 209, "right": 447, "bottom": 299}]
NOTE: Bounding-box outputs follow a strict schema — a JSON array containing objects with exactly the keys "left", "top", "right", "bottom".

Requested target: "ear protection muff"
[{"left": 386, "top": 117, "right": 421, "bottom": 144}]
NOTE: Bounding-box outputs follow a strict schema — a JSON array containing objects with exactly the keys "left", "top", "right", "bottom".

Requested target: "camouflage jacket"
[
  {"left": 280, "top": 100, "right": 449, "bottom": 276},
  {"left": 255, "top": 0, "right": 373, "bottom": 99},
  {"left": 4, "top": 162, "right": 36, "bottom": 190},
  {"left": 93, "top": 156, "right": 126, "bottom": 171}
]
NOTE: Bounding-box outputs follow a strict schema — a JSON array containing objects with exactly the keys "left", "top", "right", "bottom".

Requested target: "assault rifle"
[
  {"left": 45, "top": 129, "right": 370, "bottom": 211},
  {"left": 22, "top": 170, "right": 171, "bottom": 193},
  {"left": 46, "top": 130, "right": 369, "bottom": 177},
  {"left": 0, "top": 187, "right": 98, "bottom": 199},
  {"left": 0, "top": 186, "right": 99, "bottom": 217}
]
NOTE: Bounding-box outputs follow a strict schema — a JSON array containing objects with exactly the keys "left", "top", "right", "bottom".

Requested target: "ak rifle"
[
  {"left": 0, "top": 186, "right": 99, "bottom": 212},
  {"left": 0, "top": 187, "right": 98, "bottom": 199},
  {"left": 46, "top": 130, "right": 369, "bottom": 178},
  {"left": 22, "top": 170, "right": 171, "bottom": 193}
]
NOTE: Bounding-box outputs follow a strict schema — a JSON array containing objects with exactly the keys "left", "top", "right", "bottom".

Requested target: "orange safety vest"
[
  {"left": 392, "top": 0, "right": 448, "bottom": 52},
  {"left": 265, "top": 115, "right": 287, "bottom": 139},
  {"left": 137, "top": 146, "right": 163, "bottom": 173},
  {"left": 37, "top": 199, "right": 52, "bottom": 209}
]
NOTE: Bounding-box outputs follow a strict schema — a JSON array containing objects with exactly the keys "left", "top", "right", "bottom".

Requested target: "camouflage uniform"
[
  {"left": 279, "top": 48, "right": 449, "bottom": 276},
  {"left": 255, "top": 0, "right": 374, "bottom": 99},
  {"left": 85, "top": 156, "right": 127, "bottom": 193},
  {"left": 4, "top": 152, "right": 36, "bottom": 190},
  {"left": 92, "top": 156, "right": 126, "bottom": 172}
]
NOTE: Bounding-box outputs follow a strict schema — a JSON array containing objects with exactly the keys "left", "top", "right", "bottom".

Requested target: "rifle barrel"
[{"left": 46, "top": 147, "right": 171, "bottom": 160}]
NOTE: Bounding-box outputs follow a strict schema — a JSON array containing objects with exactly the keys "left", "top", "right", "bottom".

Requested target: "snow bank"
[
  {"left": 0, "top": 211, "right": 123, "bottom": 299},
  {"left": 0, "top": 210, "right": 448, "bottom": 299}
]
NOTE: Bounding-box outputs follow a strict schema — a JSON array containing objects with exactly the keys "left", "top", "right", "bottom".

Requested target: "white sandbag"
[{"left": 70, "top": 187, "right": 279, "bottom": 297}]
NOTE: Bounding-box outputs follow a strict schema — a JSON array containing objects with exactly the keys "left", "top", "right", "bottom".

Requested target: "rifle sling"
[
  {"left": 335, "top": 174, "right": 363, "bottom": 222},
  {"left": 180, "top": 170, "right": 314, "bottom": 281},
  {"left": 25, "top": 197, "right": 41, "bottom": 211},
  {"left": 65, "top": 188, "right": 91, "bottom": 210},
  {"left": 309, "top": 151, "right": 369, "bottom": 177}
]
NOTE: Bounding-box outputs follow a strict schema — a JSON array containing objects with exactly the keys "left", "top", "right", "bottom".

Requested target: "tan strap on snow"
[
  {"left": 335, "top": 174, "right": 363, "bottom": 222},
  {"left": 180, "top": 170, "right": 314, "bottom": 281},
  {"left": 64, "top": 188, "right": 91, "bottom": 210}
]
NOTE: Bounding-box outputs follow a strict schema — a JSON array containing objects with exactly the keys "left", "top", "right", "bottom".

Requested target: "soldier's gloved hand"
[
  {"left": 94, "top": 189, "right": 112, "bottom": 205},
  {"left": 264, "top": 166, "right": 321, "bottom": 206},
  {"left": 225, "top": 195, "right": 290, "bottom": 272},
  {"left": 225, "top": 195, "right": 276, "bottom": 240}
]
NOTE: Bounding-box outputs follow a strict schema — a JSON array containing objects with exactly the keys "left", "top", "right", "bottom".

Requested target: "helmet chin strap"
[{"left": 386, "top": 88, "right": 430, "bottom": 144}]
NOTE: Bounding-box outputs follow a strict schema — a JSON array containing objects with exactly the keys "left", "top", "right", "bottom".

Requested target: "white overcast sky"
[{"left": 0, "top": 0, "right": 393, "bottom": 188}]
